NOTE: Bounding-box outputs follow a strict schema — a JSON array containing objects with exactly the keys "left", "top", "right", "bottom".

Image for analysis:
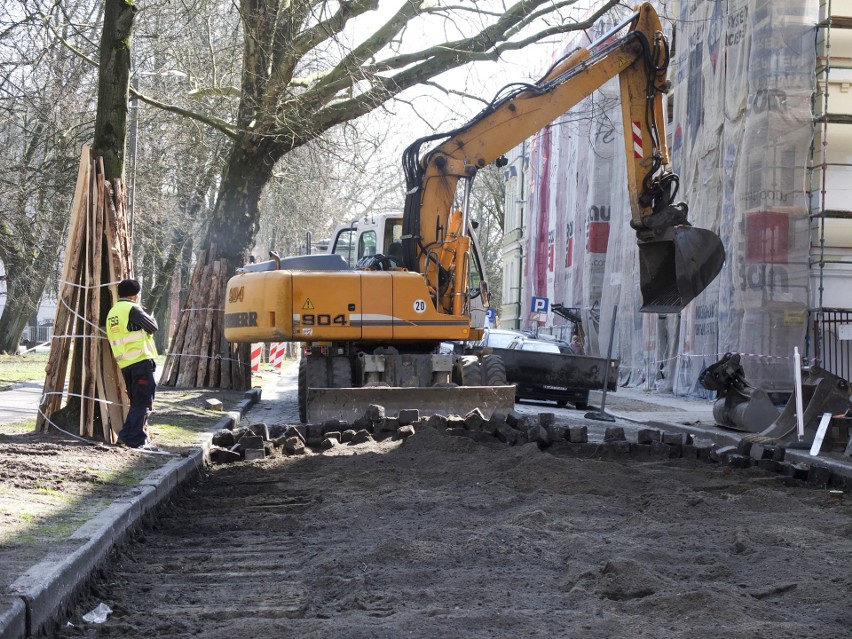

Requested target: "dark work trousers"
[{"left": 118, "top": 359, "right": 157, "bottom": 447}]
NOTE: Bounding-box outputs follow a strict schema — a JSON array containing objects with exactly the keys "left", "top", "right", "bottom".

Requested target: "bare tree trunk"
[
  {"left": 93, "top": 0, "right": 137, "bottom": 182},
  {"left": 204, "top": 140, "right": 283, "bottom": 267},
  {"left": 53, "top": 1, "right": 137, "bottom": 425},
  {"left": 0, "top": 267, "right": 42, "bottom": 353},
  {"left": 161, "top": 148, "right": 278, "bottom": 390}
]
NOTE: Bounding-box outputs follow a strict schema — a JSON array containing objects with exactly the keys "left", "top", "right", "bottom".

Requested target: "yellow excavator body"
[{"left": 225, "top": 269, "right": 483, "bottom": 345}]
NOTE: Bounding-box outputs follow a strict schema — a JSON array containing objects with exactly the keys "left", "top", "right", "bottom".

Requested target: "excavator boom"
[{"left": 402, "top": 2, "right": 724, "bottom": 313}]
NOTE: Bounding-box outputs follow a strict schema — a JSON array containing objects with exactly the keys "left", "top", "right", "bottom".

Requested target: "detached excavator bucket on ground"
[
  {"left": 638, "top": 226, "right": 726, "bottom": 314},
  {"left": 760, "top": 365, "right": 852, "bottom": 444}
]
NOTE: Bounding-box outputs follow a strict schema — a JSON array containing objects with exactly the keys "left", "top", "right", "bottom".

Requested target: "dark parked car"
[{"left": 476, "top": 329, "right": 616, "bottom": 409}]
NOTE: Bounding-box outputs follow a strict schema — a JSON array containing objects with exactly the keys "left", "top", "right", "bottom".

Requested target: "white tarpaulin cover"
[{"left": 519, "top": 0, "right": 818, "bottom": 395}]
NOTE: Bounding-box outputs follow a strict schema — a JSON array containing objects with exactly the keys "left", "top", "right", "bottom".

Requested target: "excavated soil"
[
  {"left": 59, "top": 424, "right": 852, "bottom": 638},
  {"left": 0, "top": 388, "right": 245, "bottom": 589}
]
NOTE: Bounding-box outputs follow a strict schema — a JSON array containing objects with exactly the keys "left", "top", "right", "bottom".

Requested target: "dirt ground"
[
  {"left": 0, "top": 387, "right": 245, "bottom": 589},
  {"left": 58, "top": 410, "right": 852, "bottom": 638}
]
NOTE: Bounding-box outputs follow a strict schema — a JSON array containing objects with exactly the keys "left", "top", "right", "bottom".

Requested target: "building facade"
[{"left": 500, "top": 0, "right": 850, "bottom": 396}]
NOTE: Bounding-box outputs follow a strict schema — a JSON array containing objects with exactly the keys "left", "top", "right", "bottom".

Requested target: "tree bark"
[
  {"left": 93, "top": 0, "right": 137, "bottom": 182},
  {"left": 204, "top": 139, "right": 282, "bottom": 268}
]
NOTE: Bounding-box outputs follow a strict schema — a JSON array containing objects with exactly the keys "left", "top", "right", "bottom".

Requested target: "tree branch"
[
  {"left": 131, "top": 87, "right": 238, "bottom": 139},
  {"left": 288, "top": 0, "right": 623, "bottom": 137}
]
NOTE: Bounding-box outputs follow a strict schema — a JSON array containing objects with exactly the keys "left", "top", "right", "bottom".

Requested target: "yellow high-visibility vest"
[{"left": 106, "top": 300, "right": 157, "bottom": 368}]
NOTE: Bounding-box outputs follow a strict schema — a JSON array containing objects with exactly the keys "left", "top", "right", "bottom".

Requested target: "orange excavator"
[{"left": 224, "top": 3, "right": 725, "bottom": 423}]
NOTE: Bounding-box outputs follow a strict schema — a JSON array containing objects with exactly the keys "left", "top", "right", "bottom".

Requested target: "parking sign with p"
[{"left": 530, "top": 296, "right": 549, "bottom": 322}]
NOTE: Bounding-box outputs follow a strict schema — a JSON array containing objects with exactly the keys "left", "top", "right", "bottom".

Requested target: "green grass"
[
  {"left": 0, "top": 352, "right": 51, "bottom": 390},
  {"left": 0, "top": 419, "right": 36, "bottom": 435},
  {"left": 89, "top": 467, "right": 146, "bottom": 486},
  {"left": 148, "top": 388, "right": 247, "bottom": 449}
]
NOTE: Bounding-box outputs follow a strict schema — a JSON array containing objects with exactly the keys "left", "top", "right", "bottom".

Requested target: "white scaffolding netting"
[{"left": 519, "top": 0, "right": 818, "bottom": 395}]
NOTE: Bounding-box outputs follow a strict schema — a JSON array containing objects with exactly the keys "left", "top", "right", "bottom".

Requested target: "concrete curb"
[
  {"left": 0, "top": 598, "right": 24, "bottom": 639},
  {"left": 0, "top": 387, "right": 261, "bottom": 638}
]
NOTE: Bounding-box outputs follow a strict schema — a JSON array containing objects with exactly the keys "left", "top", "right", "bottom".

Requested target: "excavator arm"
[{"left": 401, "top": 2, "right": 724, "bottom": 314}]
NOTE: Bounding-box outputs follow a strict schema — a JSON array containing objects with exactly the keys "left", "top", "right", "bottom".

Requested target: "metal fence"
[
  {"left": 21, "top": 325, "right": 53, "bottom": 345},
  {"left": 810, "top": 308, "right": 852, "bottom": 382}
]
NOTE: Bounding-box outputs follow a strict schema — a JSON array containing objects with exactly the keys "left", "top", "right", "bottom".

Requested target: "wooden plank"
[
  {"left": 68, "top": 155, "right": 92, "bottom": 433},
  {"left": 195, "top": 260, "right": 221, "bottom": 387},
  {"left": 176, "top": 261, "right": 212, "bottom": 387},
  {"left": 38, "top": 147, "right": 91, "bottom": 431},
  {"left": 104, "top": 181, "right": 124, "bottom": 296},
  {"left": 91, "top": 166, "right": 107, "bottom": 439},
  {"left": 82, "top": 157, "right": 100, "bottom": 437},
  {"left": 102, "top": 180, "right": 130, "bottom": 437},
  {"left": 100, "top": 346, "right": 126, "bottom": 442},
  {"left": 114, "top": 180, "right": 133, "bottom": 276},
  {"left": 102, "top": 181, "right": 129, "bottom": 431},
  {"left": 209, "top": 262, "right": 223, "bottom": 387},
  {"left": 79, "top": 158, "right": 100, "bottom": 438},
  {"left": 162, "top": 249, "right": 207, "bottom": 386},
  {"left": 218, "top": 319, "right": 232, "bottom": 389},
  {"left": 77, "top": 155, "right": 93, "bottom": 435}
]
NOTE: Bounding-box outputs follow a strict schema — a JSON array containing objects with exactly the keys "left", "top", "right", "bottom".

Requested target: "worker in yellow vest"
[{"left": 106, "top": 279, "right": 159, "bottom": 448}]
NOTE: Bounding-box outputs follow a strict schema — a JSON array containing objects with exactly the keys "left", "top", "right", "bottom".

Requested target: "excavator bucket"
[
  {"left": 638, "top": 226, "right": 725, "bottom": 313},
  {"left": 760, "top": 366, "right": 852, "bottom": 443}
]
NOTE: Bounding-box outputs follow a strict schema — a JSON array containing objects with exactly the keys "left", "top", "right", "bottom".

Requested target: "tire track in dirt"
[{"left": 59, "top": 422, "right": 852, "bottom": 639}]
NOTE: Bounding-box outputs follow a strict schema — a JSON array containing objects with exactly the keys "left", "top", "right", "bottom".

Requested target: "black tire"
[
  {"left": 305, "top": 356, "right": 328, "bottom": 388},
  {"left": 300, "top": 356, "right": 328, "bottom": 423},
  {"left": 556, "top": 400, "right": 568, "bottom": 408},
  {"left": 481, "top": 354, "right": 508, "bottom": 385},
  {"left": 298, "top": 358, "right": 308, "bottom": 423},
  {"left": 330, "top": 357, "right": 353, "bottom": 387},
  {"left": 455, "top": 355, "right": 483, "bottom": 386}
]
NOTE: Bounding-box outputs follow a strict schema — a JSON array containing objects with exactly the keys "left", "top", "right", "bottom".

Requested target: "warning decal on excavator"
[{"left": 302, "top": 299, "right": 315, "bottom": 310}]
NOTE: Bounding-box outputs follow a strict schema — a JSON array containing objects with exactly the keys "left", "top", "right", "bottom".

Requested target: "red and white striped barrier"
[
  {"left": 251, "top": 343, "right": 262, "bottom": 371},
  {"left": 272, "top": 342, "right": 285, "bottom": 369}
]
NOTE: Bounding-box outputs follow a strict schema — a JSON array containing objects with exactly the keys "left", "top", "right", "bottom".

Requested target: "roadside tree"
[{"left": 148, "top": 0, "right": 621, "bottom": 387}]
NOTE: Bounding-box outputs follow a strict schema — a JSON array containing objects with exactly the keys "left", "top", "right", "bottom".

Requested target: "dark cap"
[{"left": 117, "top": 279, "right": 141, "bottom": 298}]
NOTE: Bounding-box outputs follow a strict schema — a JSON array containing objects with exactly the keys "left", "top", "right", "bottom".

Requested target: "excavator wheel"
[
  {"left": 481, "top": 354, "right": 508, "bottom": 386},
  {"left": 300, "top": 355, "right": 328, "bottom": 423},
  {"left": 330, "top": 357, "right": 353, "bottom": 387},
  {"left": 455, "top": 355, "right": 483, "bottom": 386},
  {"left": 298, "top": 358, "right": 308, "bottom": 423}
]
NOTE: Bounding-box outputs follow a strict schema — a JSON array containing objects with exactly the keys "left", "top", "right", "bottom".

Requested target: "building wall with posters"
[{"left": 503, "top": 0, "right": 841, "bottom": 396}]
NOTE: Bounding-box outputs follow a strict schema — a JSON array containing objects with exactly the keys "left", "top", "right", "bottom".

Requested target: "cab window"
[
  {"left": 383, "top": 220, "right": 403, "bottom": 253},
  {"left": 358, "top": 230, "right": 377, "bottom": 259},
  {"left": 332, "top": 229, "right": 356, "bottom": 267}
]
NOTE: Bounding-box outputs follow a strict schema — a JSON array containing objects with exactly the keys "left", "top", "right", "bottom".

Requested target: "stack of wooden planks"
[
  {"left": 159, "top": 246, "right": 250, "bottom": 390},
  {"left": 37, "top": 146, "right": 132, "bottom": 440}
]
